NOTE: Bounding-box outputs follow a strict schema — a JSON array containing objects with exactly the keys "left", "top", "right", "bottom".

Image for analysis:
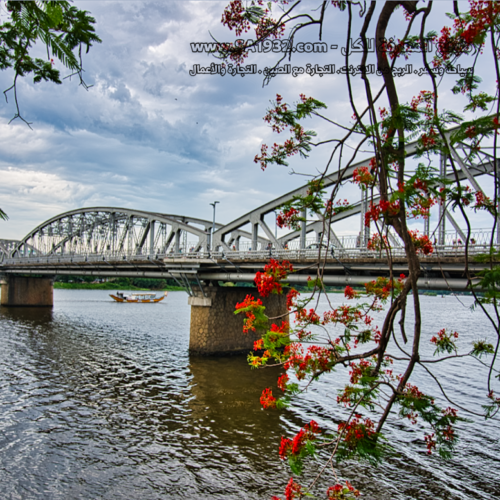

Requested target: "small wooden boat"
[{"left": 110, "top": 291, "right": 168, "bottom": 303}]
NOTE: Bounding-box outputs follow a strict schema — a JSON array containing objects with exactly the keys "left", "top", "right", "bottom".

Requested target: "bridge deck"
[{"left": 1, "top": 249, "right": 496, "bottom": 292}]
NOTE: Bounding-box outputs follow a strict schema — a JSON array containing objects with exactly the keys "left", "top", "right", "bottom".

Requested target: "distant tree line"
[{"left": 55, "top": 276, "right": 181, "bottom": 290}]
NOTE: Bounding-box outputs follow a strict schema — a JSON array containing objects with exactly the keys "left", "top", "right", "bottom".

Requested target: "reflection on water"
[
  {"left": 0, "top": 290, "right": 498, "bottom": 499},
  {"left": 0, "top": 305, "right": 54, "bottom": 323}
]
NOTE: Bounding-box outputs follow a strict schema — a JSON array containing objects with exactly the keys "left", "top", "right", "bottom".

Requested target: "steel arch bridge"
[{"left": 1, "top": 122, "right": 499, "bottom": 291}]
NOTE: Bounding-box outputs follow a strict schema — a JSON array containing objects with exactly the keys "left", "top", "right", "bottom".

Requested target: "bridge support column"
[
  {"left": 188, "top": 286, "right": 288, "bottom": 355},
  {"left": 0, "top": 275, "right": 53, "bottom": 307}
]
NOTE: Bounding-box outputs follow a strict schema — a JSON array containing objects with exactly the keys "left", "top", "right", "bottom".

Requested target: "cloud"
[{"left": 0, "top": 1, "right": 495, "bottom": 245}]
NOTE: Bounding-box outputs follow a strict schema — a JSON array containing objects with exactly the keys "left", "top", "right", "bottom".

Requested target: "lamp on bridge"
[{"left": 210, "top": 201, "right": 219, "bottom": 251}]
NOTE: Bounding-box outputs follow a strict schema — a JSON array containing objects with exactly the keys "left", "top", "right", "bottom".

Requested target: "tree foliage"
[
  {"left": 221, "top": 1, "right": 500, "bottom": 498},
  {"left": 0, "top": 0, "right": 100, "bottom": 220},
  {"left": 1, "top": 0, "right": 100, "bottom": 123}
]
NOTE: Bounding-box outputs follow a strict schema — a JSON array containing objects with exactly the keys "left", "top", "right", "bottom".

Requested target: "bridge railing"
[
  {"left": 205, "top": 243, "right": 497, "bottom": 261},
  {"left": 186, "top": 228, "right": 495, "bottom": 252},
  {"left": 2, "top": 241, "right": 498, "bottom": 267},
  {"left": 2, "top": 228, "right": 495, "bottom": 265}
]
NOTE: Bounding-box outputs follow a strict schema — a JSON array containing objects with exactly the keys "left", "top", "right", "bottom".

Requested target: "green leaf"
[
  {"left": 288, "top": 455, "right": 303, "bottom": 475},
  {"left": 471, "top": 340, "right": 494, "bottom": 358},
  {"left": 305, "top": 440, "right": 316, "bottom": 457},
  {"left": 46, "top": 2, "right": 64, "bottom": 27}
]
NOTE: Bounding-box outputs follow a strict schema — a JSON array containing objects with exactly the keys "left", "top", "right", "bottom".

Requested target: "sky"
[{"left": 0, "top": 0, "right": 496, "bottom": 242}]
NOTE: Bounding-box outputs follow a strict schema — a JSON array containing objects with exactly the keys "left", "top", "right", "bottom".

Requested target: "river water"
[{"left": 0, "top": 290, "right": 498, "bottom": 500}]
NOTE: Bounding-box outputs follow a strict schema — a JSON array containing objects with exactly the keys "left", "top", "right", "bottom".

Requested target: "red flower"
[
  {"left": 235, "top": 294, "right": 264, "bottom": 333},
  {"left": 253, "top": 338, "right": 264, "bottom": 350},
  {"left": 255, "top": 259, "right": 293, "bottom": 297},
  {"left": 344, "top": 285, "right": 358, "bottom": 300},
  {"left": 277, "top": 373, "right": 289, "bottom": 391},
  {"left": 408, "top": 230, "right": 434, "bottom": 255},
  {"left": 286, "top": 288, "right": 299, "bottom": 309},
  {"left": 260, "top": 387, "right": 277, "bottom": 409},
  {"left": 284, "top": 478, "right": 302, "bottom": 500},
  {"left": 279, "top": 436, "right": 292, "bottom": 459}
]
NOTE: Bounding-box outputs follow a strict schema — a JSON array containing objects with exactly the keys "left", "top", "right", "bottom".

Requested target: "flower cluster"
[
  {"left": 271, "top": 477, "right": 303, "bottom": 500},
  {"left": 410, "top": 90, "right": 435, "bottom": 113},
  {"left": 255, "top": 15, "right": 285, "bottom": 40},
  {"left": 267, "top": 322, "right": 289, "bottom": 343},
  {"left": 349, "top": 359, "right": 374, "bottom": 384},
  {"left": 424, "top": 433, "right": 437, "bottom": 454},
  {"left": 422, "top": 406, "right": 459, "bottom": 455},
  {"left": 364, "top": 275, "right": 405, "bottom": 301},
  {"left": 325, "top": 198, "right": 351, "bottom": 218},
  {"left": 433, "top": 1, "right": 500, "bottom": 68},
  {"left": 221, "top": 0, "right": 286, "bottom": 41},
  {"left": 283, "top": 343, "right": 337, "bottom": 379},
  {"left": 441, "top": 407, "right": 458, "bottom": 442},
  {"left": 434, "top": 25, "right": 471, "bottom": 66},
  {"left": 408, "top": 230, "right": 434, "bottom": 255},
  {"left": 474, "top": 191, "right": 496, "bottom": 214},
  {"left": 323, "top": 304, "right": 363, "bottom": 326},
  {"left": 279, "top": 420, "right": 321, "bottom": 460},
  {"left": 253, "top": 338, "right": 264, "bottom": 351},
  {"left": 337, "top": 384, "right": 357, "bottom": 408},
  {"left": 409, "top": 195, "right": 436, "bottom": 219},
  {"left": 260, "top": 387, "right": 277, "bottom": 409},
  {"left": 338, "top": 414, "right": 376, "bottom": 451},
  {"left": 404, "top": 383, "right": 427, "bottom": 400},
  {"left": 255, "top": 259, "right": 293, "bottom": 297},
  {"left": 286, "top": 288, "right": 300, "bottom": 309},
  {"left": 255, "top": 271, "right": 282, "bottom": 297},
  {"left": 421, "top": 126, "right": 439, "bottom": 149},
  {"left": 386, "top": 34, "right": 434, "bottom": 61},
  {"left": 430, "top": 328, "right": 459, "bottom": 354},
  {"left": 264, "top": 94, "right": 289, "bottom": 133},
  {"left": 248, "top": 321, "right": 289, "bottom": 368},
  {"left": 398, "top": 383, "right": 461, "bottom": 455},
  {"left": 327, "top": 481, "right": 360, "bottom": 499},
  {"left": 487, "top": 390, "right": 500, "bottom": 405},
  {"left": 353, "top": 166, "right": 374, "bottom": 189},
  {"left": 276, "top": 207, "right": 301, "bottom": 230},
  {"left": 344, "top": 285, "right": 359, "bottom": 299},
  {"left": 254, "top": 130, "right": 308, "bottom": 169},
  {"left": 277, "top": 373, "right": 289, "bottom": 391},
  {"left": 221, "top": 0, "right": 250, "bottom": 36},
  {"left": 364, "top": 199, "right": 400, "bottom": 226},
  {"left": 254, "top": 94, "right": 326, "bottom": 169},
  {"left": 367, "top": 233, "right": 389, "bottom": 251},
  {"left": 235, "top": 294, "right": 266, "bottom": 333},
  {"left": 295, "top": 306, "right": 321, "bottom": 325}
]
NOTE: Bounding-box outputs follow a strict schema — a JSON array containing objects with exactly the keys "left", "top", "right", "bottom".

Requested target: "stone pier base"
[
  {"left": 188, "top": 286, "right": 288, "bottom": 355},
  {"left": 0, "top": 276, "right": 54, "bottom": 307}
]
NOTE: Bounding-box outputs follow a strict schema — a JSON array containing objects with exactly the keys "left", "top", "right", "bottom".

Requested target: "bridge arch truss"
[{"left": 10, "top": 208, "right": 219, "bottom": 260}]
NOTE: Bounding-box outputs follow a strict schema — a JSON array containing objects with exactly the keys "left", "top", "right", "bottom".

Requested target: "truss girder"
[
  {"left": 11, "top": 208, "right": 213, "bottom": 259},
  {"left": 211, "top": 121, "right": 497, "bottom": 250},
  {"left": 275, "top": 158, "right": 498, "bottom": 247}
]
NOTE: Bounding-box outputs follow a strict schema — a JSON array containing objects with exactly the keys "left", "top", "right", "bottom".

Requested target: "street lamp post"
[{"left": 210, "top": 201, "right": 219, "bottom": 251}]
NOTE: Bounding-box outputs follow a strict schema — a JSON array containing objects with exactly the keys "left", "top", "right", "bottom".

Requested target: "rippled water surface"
[{"left": 0, "top": 290, "right": 499, "bottom": 499}]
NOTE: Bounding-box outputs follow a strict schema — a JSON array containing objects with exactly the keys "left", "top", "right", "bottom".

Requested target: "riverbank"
[{"left": 53, "top": 282, "right": 186, "bottom": 291}]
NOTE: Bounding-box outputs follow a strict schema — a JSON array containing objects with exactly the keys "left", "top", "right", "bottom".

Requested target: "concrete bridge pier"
[
  {"left": 0, "top": 275, "right": 54, "bottom": 307},
  {"left": 188, "top": 286, "right": 288, "bottom": 355}
]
